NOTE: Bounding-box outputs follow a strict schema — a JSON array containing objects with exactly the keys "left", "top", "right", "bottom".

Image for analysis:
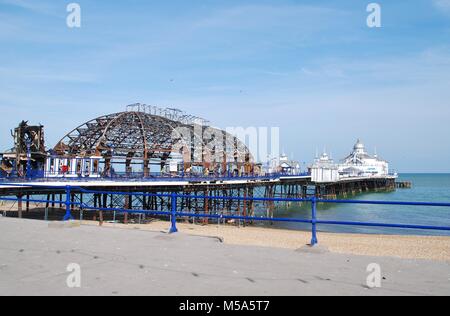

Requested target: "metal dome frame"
[{"left": 53, "top": 107, "right": 253, "bottom": 175}]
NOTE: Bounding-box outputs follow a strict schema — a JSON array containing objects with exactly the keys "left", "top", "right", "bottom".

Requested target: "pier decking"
[{"left": 0, "top": 174, "right": 396, "bottom": 196}]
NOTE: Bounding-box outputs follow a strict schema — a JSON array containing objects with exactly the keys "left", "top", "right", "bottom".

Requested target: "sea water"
[{"left": 271, "top": 174, "right": 450, "bottom": 236}]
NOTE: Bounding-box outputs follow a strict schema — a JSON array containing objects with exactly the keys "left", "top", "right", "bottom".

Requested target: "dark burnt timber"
[
  {"left": 396, "top": 181, "right": 412, "bottom": 189},
  {"left": 0, "top": 121, "right": 46, "bottom": 178}
]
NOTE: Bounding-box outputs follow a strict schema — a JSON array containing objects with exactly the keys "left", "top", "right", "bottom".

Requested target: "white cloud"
[
  {"left": 194, "top": 4, "right": 351, "bottom": 31},
  {"left": 434, "top": 0, "right": 450, "bottom": 13},
  {"left": 271, "top": 46, "right": 450, "bottom": 88},
  {"left": 1, "top": 0, "right": 43, "bottom": 12},
  {"left": 0, "top": 0, "right": 60, "bottom": 16},
  {"left": 0, "top": 66, "right": 97, "bottom": 83}
]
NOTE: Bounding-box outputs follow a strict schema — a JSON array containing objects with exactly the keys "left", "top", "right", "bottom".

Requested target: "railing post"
[
  {"left": 63, "top": 186, "right": 73, "bottom": 221},
  {"left": 169, "top": 193, "right": 178, "bottom": 233},
  {"left": 311, "top": 197, "right": 318, "bottom": 246}
]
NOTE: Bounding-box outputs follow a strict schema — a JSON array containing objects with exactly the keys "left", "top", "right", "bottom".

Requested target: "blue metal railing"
[{"left": 1, "top": 183, "right": 449, "bottom": 246}]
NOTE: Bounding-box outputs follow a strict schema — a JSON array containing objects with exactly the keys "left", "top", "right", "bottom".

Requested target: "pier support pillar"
[
  {"left": 26, "top": 194, "right": 30, "bottom": 212},
  {"left": 17, "top": 194, "right": 23, "bottom": 219},
  {"left": 124, "top": 194, "right": 131, "bottom": 224}
]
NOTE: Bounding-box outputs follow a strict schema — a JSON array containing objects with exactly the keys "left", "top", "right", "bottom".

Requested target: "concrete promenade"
[{"left": 0, "top": 217, "right": 449, "bottom": 296}]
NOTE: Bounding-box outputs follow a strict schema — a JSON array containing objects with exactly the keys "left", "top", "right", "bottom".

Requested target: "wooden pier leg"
[
  {"left": 99, "top": 194, "right": 107, "bottom": 226},
  {"left": 249, "top": 187, "right": 255, "bottom": 219},
  {"left": 143, "top": 191, "right": 147, "bottom": 210},
  {"left": 80, "top": 193, "right": 83, "bottom": 220},
  {"left": 204, "top": 189, "right": 209, "bottom": 225},
  {"left": 26, "top": 194, "right": 30, "bottom": 212},
  {"left": 229, "top": 188, "right": 234, "bottom": 218},
  {"left": 237, "top": 188, "right": 241, "bottom": 227},
  {"left": 124, "top": 194, "right": 131, "bottom": 225},
  {"left": 187, "top": 191, "right": 192, "bottom": 212},
  {"left": 93, "top": 194, "right": 98, "bottom": 221},
  {"left": 222, "top": 189, "right": 226, "bottom": 210},
  {"left": 99, "top": 208, "right": 104, "bottom": 227},
  {"left": 71, "top": 193, "right": 75, "bottom": 211},
  {"left": 17, "top": 194, "right": 23, "bottom": 218},
  {"left": 243, "top": 188, "right": 247, "bottom": 227},
  {"left": 268, "top": 185, "right": 274, "bottom": 224}
]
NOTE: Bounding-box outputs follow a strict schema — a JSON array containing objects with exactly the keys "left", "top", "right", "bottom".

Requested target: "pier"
[
  {"left": 1, "top": 104, "right": 399, "bottom": 224},
  {"left": 0, "top": 174, "right": 397, "bottom": 224},
  {"left": 396, "top": 181, "right": 413, "bottom": 189}
]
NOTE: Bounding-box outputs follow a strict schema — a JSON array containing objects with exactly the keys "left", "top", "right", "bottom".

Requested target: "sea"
[{"left": 271, "top": 174, "right": 450, "bottom": 236}]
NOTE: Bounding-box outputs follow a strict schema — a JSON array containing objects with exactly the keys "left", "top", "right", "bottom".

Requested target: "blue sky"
[{"left": 0, "top": 0, "right": 449, "bottom": 172}]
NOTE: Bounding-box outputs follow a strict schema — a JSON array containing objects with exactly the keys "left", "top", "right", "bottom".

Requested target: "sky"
[{"left": 0, "top": 0, "right": 449, "bottom": 173}]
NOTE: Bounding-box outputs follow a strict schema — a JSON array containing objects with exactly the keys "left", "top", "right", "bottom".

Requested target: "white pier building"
[
  {"left": 310, "top": 152, "right": 339, "bottom": 183},
  {"left": 311, "top": 140, "right": 393, "bottom": 183},
  {"left": 339, "top": 140, "right": 389, "bottom": 178}
]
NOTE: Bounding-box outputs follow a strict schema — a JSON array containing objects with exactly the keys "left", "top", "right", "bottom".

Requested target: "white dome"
[
  {"left": 354, "top": 139, "right": 365, "bottom": 150},
  {"left": 320, "top": 153, "right": 329, "bottom": 161}
]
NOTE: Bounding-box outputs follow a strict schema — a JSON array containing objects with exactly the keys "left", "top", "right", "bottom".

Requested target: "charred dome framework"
[
  {"left": 53, "top": 104, "right": 254, "bottom": 176},
  {"left": 0, "top": 121, "right": 46, "bottom": 176}
]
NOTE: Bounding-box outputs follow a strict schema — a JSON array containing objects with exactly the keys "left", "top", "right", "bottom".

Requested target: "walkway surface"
[{"left": 0, "top": 217, "right": 449, "bottom": 296}]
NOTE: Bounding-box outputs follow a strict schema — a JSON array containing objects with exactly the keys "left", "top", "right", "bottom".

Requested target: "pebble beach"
[{"left": 85, "top": 220, "right": 450, "bottom": 262}]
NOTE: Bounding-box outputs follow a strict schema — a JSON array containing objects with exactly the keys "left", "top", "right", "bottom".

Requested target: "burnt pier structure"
[
  {"left": 0, "top": 175, "right": 397, "bottom": 223},
  {"left": 0, "top": 104, "right": 397, "bottom": 223}
]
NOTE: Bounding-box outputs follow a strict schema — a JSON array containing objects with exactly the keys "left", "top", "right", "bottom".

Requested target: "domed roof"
[
  {"left": 354, "top": 139, "right": 365, "bottom": 151},
  {"left": 54, "top": 110, "right": 252, "bottom": 164},
  {"left": 319, "top": 152, "right": 330, "bottom": 161}
]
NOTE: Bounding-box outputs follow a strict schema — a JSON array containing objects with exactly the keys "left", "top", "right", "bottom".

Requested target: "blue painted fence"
[{"left": 1, "top": 183, "right": 450, "bottom": 246}]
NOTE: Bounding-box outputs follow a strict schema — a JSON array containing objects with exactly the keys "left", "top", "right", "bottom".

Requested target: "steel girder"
[{"left": 54, "top": 111, "right": 252, "bottom": 166}]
